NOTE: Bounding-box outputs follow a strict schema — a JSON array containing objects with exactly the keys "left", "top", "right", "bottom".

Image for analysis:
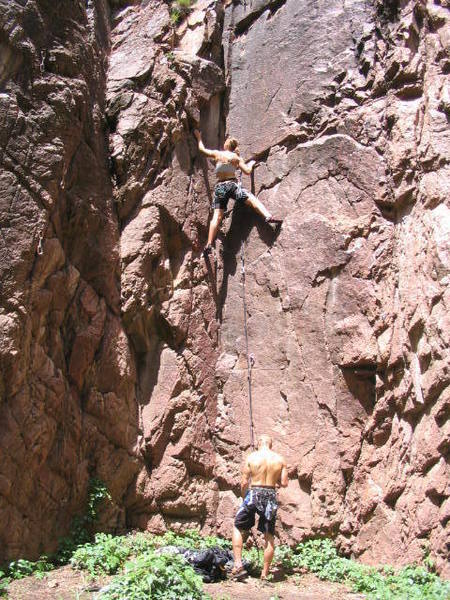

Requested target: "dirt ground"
[
  {"left": 5, "top": 566, "right": 366, "bottom": 600},
  {"left": 204, "top": 573, "right": 366, "bottom": 599}
]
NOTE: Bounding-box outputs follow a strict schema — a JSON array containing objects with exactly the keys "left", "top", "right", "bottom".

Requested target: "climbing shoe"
[
  {"left": 202, "top": 244, "right": 213, "bottom": 258},
  {"left": 265, "top": 216, "right": 283, "bottom": 225},
  {"left": 229, "top": 566, "right": 248, "bottom": 581}
]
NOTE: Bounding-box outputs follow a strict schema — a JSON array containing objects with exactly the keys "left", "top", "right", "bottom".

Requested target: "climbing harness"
[{"left": 240, "top": 239, "right": 256, "bottom": 449}]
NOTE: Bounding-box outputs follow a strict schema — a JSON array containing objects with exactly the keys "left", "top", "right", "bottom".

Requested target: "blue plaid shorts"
[
  {"left": 234, "top": 487, "right": 278, "bottom": 535},
  {"left": 213, "top": 180, "right": 249, "bottom": 210}
]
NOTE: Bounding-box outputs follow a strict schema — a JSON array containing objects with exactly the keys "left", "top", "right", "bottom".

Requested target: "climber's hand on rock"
[
  {"left": 247, "top": 160, "right": 256, "bottom": 171},
  {"left": 194, "top": 129, "right": 202, "bottom": 141}
]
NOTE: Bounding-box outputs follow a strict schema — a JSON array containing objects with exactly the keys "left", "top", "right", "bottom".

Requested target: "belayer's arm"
[{"left": 241, "top": 457, "right": 251, "bottom": 498}]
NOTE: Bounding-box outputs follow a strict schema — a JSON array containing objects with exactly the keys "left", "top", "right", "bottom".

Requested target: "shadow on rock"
[{"left": 216, "top": 202, "right": 281, "bottom": 322}]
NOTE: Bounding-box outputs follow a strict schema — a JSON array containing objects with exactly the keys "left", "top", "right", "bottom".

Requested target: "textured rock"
[
  {"left": 0, "top": 0, "right": 449, "bottom": 579},
  {"left": 0, "top": 0, "right": 128, "bottom": 560}
]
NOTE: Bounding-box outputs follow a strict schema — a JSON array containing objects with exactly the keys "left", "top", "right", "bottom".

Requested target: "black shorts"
[
  {"left": 213, "top": 180, "right": 249, "bottom": 210},
  {"left": 234, "top": 487, "right": 278, "bottom": 535}
]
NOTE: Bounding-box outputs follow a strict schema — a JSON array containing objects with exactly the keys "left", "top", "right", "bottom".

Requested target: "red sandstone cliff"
[{"left": 0, "top": 0, "right": 448, "bottom": 576}]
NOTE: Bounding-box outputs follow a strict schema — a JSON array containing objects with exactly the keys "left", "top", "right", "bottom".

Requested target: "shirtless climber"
[
  {"left": 194, "top": 130, "right": 282, "bottom": 257},
  {"left": 231, "top": 434, "right": 288, "bottom": 581}
]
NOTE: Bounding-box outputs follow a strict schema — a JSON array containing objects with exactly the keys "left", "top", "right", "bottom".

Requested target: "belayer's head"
[
  {"left": 224, "top": 136, "right": 239, "bottom": 154},
  {"left": 258, "top": 434, "right": 273, "bottom": 450}
]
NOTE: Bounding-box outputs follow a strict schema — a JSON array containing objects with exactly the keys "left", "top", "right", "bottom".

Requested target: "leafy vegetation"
[
  {"left": 159, "top": 528, "right": 232, "bottom": 551},
  {"left": 2, "top": 523, "right": 450, "bottom": 600},
  {"left": 170, "top": 0, "right": 195, "bottom": 24},
  {"left": 99, "top": 551, "right": 206, "bottom": 600},
  {"left": 273, "top": 539, "right": 450, "bottom": 600},
  {"left": 0, "top": 571, "right": 9, "bottom": 597},
  {"left": 56, "top": 478, "right": 111, "bottom": 564},
  {"left": 71, "top": 528, "right": 229, "bottom": 598},
  {"left": 242, "top": 545, "right": 263, "bottom": 571},
  {"left": 0, "top": 478, "right": 110, "bottom": 595},
  {"left": 71, "top": 531, "right": 160, "bottom": 577},
  {"left": 67, "top": 531, "right": 450, "bottom": 600},
  {"left": 6, "top": 556, "right": 54, "bottom": 580},
  {"left": 71, "top": 528, "right": 231, "bottom": 578}
]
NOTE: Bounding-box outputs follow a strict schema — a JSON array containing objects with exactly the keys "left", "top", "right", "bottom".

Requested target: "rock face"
[{"left": 0, "top": 0, "right": 449, "bottom": 577}]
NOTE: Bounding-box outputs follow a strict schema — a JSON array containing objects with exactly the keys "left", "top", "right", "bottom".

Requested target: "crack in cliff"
[
  {"left": 1, "top": 153, "right": 53, "bottom": 212},
  {"left": 234, "top": 0, "right": 288, "bottom": 36}
]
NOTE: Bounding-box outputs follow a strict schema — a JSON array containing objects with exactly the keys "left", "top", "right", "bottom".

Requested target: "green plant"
[
  {"left": 423, "top": 545, "right": 436, "bottom": 573},
  {"left": 71, "top": 533, "right": 132, "bottom": 576},
  {"left": 170, "top": 8, "right": 181, "bottom": 24},
  {"left": 273, "top": 544, "right": 297, "bottom": 570},
  {"left": 71, "top": 528, "right": 231, "bottom": 580},
  {"left": 0, "top": 478, "right": 111, "bottom": 596},
  {"left": 158, "top": 528, "right": 231, "bottom": 551},
  {"left": 170, "top": 0, "right": 194, "bottom": 24},
  {"left": 7, "top": 556, "right": 54, "bottom": 580},
  {"left": 287, "top": 539, "right": 450, "bottom": 600},
  {"left": 126, "top": 531, "right": 159, "bottom": 554},
  {"left": 56, "top": 478, "right": 111, "bottom": 564},
  {"left": 0, "top": 571, "right": 9, "bottom": 597},
  {"left": 203, "top": 534, "right": 232, "bottom": 550},
  {"left": 242, "top": 545, "right": 263, "bottom": 572},
  {"left": 99, "top": 550, "right": 207, "bottom": 600},
  {"left": 71, "top": 531, "right": 157, "bottom": 576}
]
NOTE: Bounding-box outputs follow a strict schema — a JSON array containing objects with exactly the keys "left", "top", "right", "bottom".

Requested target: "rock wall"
[
  {"left": 0, "top": 0, "right": 131, "bottom": 559},
  {"left": 0, "top": 0, "right": 448, "bottom": 576}
]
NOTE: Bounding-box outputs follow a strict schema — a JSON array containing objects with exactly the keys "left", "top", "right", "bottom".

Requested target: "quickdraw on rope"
[
  {"left": 237, "top": 168, "right": 243, "bottom": 198},
  {"left": 240, "top": 239, "right": 256, "bottom": 449},
  {"left": 37, "top": 233, "right": 44, "bottom": 256},
  {"left": 36, "top": 217, "right": 49, "bottom": 256}
]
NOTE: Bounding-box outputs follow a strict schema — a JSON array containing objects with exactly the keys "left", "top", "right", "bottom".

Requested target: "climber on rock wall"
[
  {"left": 230, "top": 434, "right": 288, "bottom": 581},
  {"left": 194, "top": 130, "right": 282, "bottom": 257}
]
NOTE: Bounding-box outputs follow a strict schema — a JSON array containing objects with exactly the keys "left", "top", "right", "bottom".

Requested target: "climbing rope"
[{"left": 240, "top": 239, "right": 256, "bottom": 449}]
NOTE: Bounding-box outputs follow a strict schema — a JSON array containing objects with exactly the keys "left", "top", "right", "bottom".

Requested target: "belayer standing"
[
  {"left": 231, "top": 434, "right": 288, "bottom": 581},
  {"left": 194, "top": 130, "right": 282, "bottom": 257}
]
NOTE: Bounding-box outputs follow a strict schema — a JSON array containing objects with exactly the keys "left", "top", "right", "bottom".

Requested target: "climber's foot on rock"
[
  {"left": 202, "top": 244, "right": 213, "bottom": 258},
  {"left": 265, "top": 215, "right": 283, "bottom": 225}
]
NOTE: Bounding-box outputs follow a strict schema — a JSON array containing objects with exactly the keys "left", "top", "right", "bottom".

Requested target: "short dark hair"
[{"left": 258, "top": 435, "right": 273, "bottom": 449}]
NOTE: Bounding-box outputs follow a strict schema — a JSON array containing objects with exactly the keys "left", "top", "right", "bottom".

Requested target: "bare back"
[
  {"left": 215, "top": 149, "right": 240, "bottom": 165},
  {"left": 246, "top": 448, "right": 286, "bottom": 487}
]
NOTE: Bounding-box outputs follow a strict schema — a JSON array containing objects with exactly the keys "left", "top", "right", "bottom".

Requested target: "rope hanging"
[{"left": 240, "top": 238, "right": 255, "bottom": 449}]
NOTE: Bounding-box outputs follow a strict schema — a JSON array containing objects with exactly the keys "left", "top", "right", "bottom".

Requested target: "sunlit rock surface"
[{"left": 0, "top": 0, "right": 448, "bottom": 576}]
